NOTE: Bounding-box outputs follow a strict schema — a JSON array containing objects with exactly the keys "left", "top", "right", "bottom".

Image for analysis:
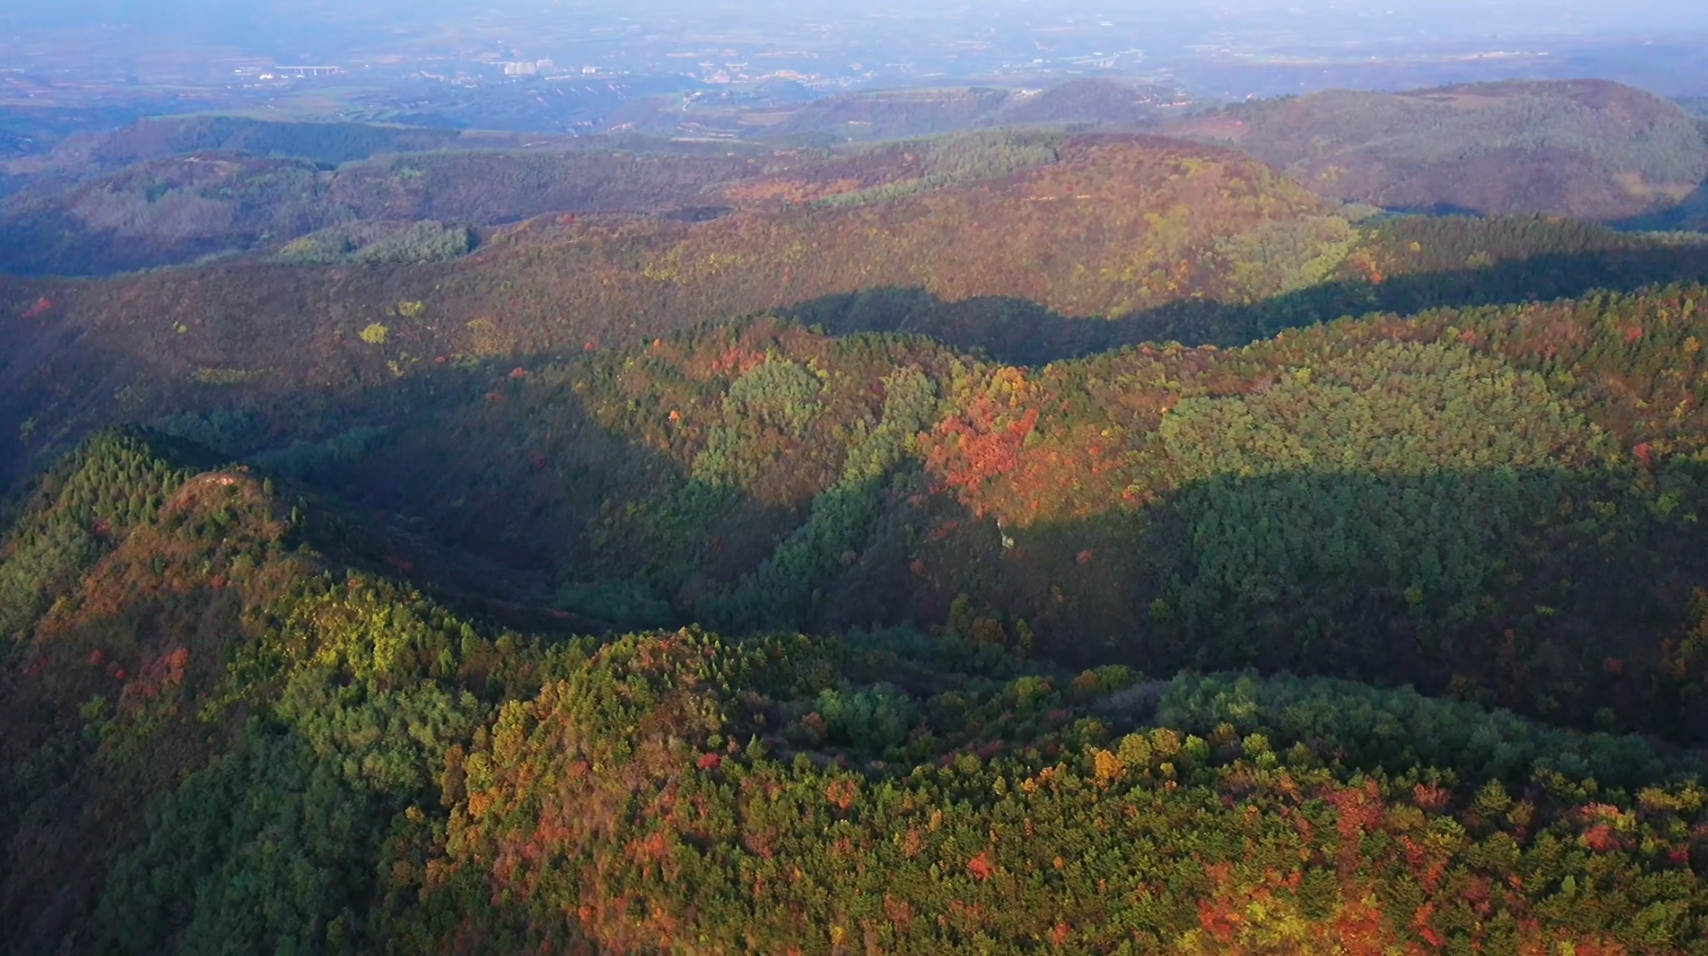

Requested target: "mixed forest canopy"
[{"left": 8, "top": 76, "right": 1708, "bottom": 955}]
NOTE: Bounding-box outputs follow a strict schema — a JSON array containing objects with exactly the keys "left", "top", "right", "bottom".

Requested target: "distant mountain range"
[
  {"left": 606, "top": 78, "right": 1184, "bottom": 143},
  {"left": 5, "top": 78, "right": 1708, "bottom": 279}
]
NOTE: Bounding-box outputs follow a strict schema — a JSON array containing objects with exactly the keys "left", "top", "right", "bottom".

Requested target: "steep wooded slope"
[
  {"left": 251, "top": 288, "right": 1708, "bottom": 746},
  {"left": 13, "top": 280, "right": 1708, "bottom": 746},
  {"left": 5, "top": 430, "right": 1708, "bottom": 954}
]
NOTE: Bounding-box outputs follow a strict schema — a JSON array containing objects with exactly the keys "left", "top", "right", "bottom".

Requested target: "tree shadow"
[
  {"left": 1615, "top": 178, "right": 1708, "bottom": 233},
  {"left": 107, "top": 356, "right": 810, "bottom": 638},
  {"left": 11, "top": 302, "right": 1708, "bottom": 748},
  {"left": 783, "top": 241, "right": 1708, "bottom": 365},
  {"left": 798, "top": 462, "right": 1708, "bottom": 746}
]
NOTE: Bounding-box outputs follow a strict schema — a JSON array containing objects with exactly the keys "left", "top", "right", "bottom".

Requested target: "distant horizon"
[
  {"left": 4, "top": 1, "right": 1705, "bottom": 48},
  {"left": 1, "top": 0, "right": 1705, "bottom": 99}
]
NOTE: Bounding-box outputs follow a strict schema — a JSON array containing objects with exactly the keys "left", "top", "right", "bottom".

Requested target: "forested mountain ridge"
[
  {"left": 0, "top": 142, "right": 769, "bottom": 276},
  {"left": 14, "top": 275, "right": 1708, "bottom": 735},
  {"left": 85, "top": 115, "right": 470, "bottom": 169},
  {"left": 1171, "top": 79, "right": 1708, "bottom": 222},
  {"left": 0, "top": 132, "right": 1333, "bottom": 475},
  {"left": 10, "top": 132, "right": 1708, "bottom": 494},
  {"left": 14, "top": 80, "right": 1708, "bottom": 281},
  {"left": 0, "top": 127, "right": 1097, "bottom": 277},
  {"left": 81, "top": 282, "right": 1708, "bottom": 742},
  {"left": 7, "top": 426, "right": 1708, "bottom": 953}
]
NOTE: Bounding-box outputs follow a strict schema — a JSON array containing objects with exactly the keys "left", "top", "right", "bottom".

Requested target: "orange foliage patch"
[
  {"left": 825, "top": 778, "right": 859, "bottom": 811},
  {"left": 965, "top": 851, "right": 996, "bottom": 881},
  {"left": 922, "top": 367, "right": 1040, "bottom": 516},
  {"left": 1413, "top": 782, "right": 1451, "bottom": 812}
]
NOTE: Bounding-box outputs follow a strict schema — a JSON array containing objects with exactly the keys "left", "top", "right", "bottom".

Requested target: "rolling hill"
[
  {"left": 11, "top": 102, "right": 1708, "bottom": 955},
  {"left": 0, "top": 132, "right": 1343, "bottom": 469},
  {"left": 11, "top": 287, "right": 1708, "bottom": 951},
  {"left": 0, "top": 140, "right": 776, "bottom": 276},
  {"left": 605, "top": 77, "right": 1183, "bottom": 143},
  {"left": 13, "top": 80, "right": 1708, "bottom": 279},
  {"left": 8, "top": 133, "right": 1708, "bottom": 488},
  {"left": 1172, "top": 79, "right": 1708, "bottom": 222}
]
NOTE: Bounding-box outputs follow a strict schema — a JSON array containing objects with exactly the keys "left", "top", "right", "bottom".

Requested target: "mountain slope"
[
  {"left": 5, "top": 429, "right": 1708, "bottom": 954},
  {"left": 276, "top": 286, "right": 1708, "bottom": 745},
  {"left": 11, "top": 278, "right": 1706, "bottom": 745},
  {"left": 17, "top": 79, "right": 1708, "bottom": 956},
  {"left": 0, "top": 133, "right": 1351, "bottom": 470},
  {"left": 0, "top": 145, "right": 774, "bottom": 276},
  {"left": 1172, "top": 79, "right": 1708, "bottom": 221}
]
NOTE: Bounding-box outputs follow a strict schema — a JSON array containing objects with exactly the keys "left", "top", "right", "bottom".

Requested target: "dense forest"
[
  {"left": 8, "top": 417, "right": 1708, "bottom": 953},
  {"left": 6, "top": 145, "right": 1708, "bottom": 494},
  {"left": 0, "top": 126, "right": 1079, "bottom": 277},
  {"left": 12, "top": 79, "right": 1708, "bottom": 953},
  {"left": 1171, "top": 79, "right": 1708, "bottom": 222}
]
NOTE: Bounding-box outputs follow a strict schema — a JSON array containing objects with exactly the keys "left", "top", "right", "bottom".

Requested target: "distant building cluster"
[{"left": 504, "top": 59, "right": 554, "bottom": 76}]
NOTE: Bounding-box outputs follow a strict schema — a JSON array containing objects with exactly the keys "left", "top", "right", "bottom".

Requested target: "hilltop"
[{"left": 1171, "top": 79, "right": 1708, "bottom": 222}]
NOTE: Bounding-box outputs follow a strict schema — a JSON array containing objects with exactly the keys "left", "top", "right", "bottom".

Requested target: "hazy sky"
[
  {"left": 2, "top": 0, "right": 1703, "bottom": 60},
  {"left": 5, "top": 0, "right": 1705, "bottom": 31}
]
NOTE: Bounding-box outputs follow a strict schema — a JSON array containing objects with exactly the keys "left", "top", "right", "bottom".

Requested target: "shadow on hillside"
[
  {"left": 92, "top": 358, "right": 808, "bottom": 637},
  {"left": 1615, "top": 179, "right": 1708, "bottom": 233},
  {"left": 809, "top": 461, "right": 1708, "bottom": 745},
  {"left": 252, "top": 361, "right": 1708, "bottom": 744},
  {"left": 184, "top": 362, "right": 1708, "bottom": 749},
  {"left": 13, "top": 315, "right": 1708, "bottom": 749},
  {"left": 783, "top": 241, "right": 1708, "bottom": 365}
]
